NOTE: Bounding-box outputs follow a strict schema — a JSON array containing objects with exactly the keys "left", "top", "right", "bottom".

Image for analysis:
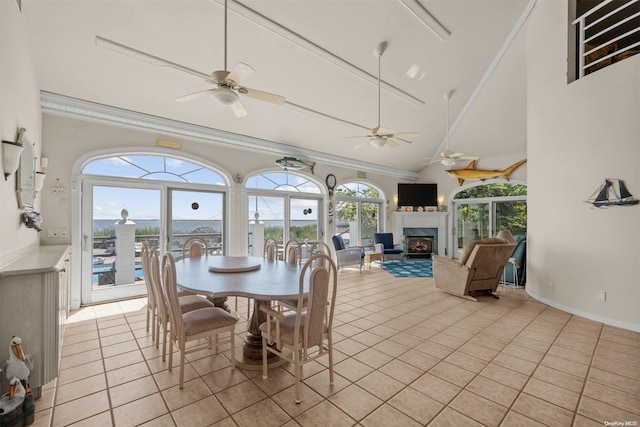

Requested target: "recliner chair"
[{"left": 433, "top": 237, "right": 516, "bottom": 301}]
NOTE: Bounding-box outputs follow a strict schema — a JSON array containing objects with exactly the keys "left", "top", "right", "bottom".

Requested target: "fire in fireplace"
[{"left": 406, "top": 236, "right": 434, "bottom": 258}]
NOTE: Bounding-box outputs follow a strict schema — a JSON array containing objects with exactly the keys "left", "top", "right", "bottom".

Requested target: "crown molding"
[{"left": 40, "top": 92, "right": 418, "bottom": 181}]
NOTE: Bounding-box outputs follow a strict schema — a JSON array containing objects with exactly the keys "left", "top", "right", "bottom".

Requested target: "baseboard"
[{"left": 526, "top": 288, "right": 639, "bottom": 332}]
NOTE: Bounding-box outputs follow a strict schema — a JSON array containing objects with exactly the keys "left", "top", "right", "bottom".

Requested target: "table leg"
[{"left": 243, "top": 299, "right": 276, "bottom": 360}]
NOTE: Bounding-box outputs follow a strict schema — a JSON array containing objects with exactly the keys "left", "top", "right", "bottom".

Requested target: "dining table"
[{"left": 173, "top": 255, "right": 307, "bottom": 368}]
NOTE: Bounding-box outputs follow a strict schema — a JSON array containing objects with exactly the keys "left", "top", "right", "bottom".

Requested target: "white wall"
[
  {"left": 0, "top": 2, "right": 43, "bottom": 266},
  {"left": 526, "top": 1, "right": 639, "bottom": 330}
]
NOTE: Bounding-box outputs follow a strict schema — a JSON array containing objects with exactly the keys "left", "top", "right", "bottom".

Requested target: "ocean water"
[{"left": 93, "top": 219, "right": 316, "bottom": 233}]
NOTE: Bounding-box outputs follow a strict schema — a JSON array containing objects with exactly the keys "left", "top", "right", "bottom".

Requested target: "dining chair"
[
  {"left": 259, "top": 253, "right": 338, "bottom": 404},
  {"left": 277, "top": 241, "right": 332, "bottom": 313},
  {"left": 284, "top": 239, "right": 302, "bottom": 266},
  {"left": 182, "top": 236, "right": 238, "bottom": 311},
  {"left": 140, "top": 244, "right": 158, "bottom": 341},
  {"left": 149, "top": 249, "right": 215, "bottom": 361},
  {"left": 182, "top": 236, "right": 208, "bottom": 258},
  {"left": 263, "top": 238, "right": 278, "bottom": 261},
  {"left": 162, "top": 253, "right": 239, "bottom": 389}
]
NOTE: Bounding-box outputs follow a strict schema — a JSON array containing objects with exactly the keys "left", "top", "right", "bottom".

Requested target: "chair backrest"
[
  {"left": 182, "top": 237, "right": 208, "bottom": 259},
  {"left": 162, "top": 253, "right": 185, "bottom": 341},
  {"left": 295, "top": 254, "right": 337, "bottom": 350},
  {"left": 149, "top": 249, "right": 168, "bottom": 322},
  {"left": 284, "top": 239, "right": 302, "bottom": 266},
  {"left": 263, "top": 238, "right": 278, "bottom": 261},
  {"left": 308, "top": 242, "right": 333, "bottom": 267},
  {"left": 140, "top": 244, "right": 156, "bottom": 308},
  {"left": 331, "top": 235, "right": 346, "bottom": 251},
  {"left": 373, "top": 233, "right": 394, "bottom": 250},
  {"left": 462, "top": 239, "right": 516, "bottom": 280}
]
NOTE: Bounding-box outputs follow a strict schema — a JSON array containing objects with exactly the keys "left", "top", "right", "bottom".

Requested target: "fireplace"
[
  {"left": 406, "top": 236, "right": 434, "bottom": 258},
  {"left": 394, "top": 212, "right": 448, "bottom": 257}
]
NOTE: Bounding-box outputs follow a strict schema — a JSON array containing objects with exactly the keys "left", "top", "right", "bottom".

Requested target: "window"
[
  {"left": 81, "top": 154, "right": 228, "bottom": 304},
  {"left": 334, "top": 181, "right": 383, "bottom": 247},
  {"left": 83, "top": 155, "right": 225, "bottom": 184},
  {"left": 452, "top": 182, "right": 526, "bottom": 256},
  {"left": 245, "top": 171, "right": 323, "bottom": 255}
]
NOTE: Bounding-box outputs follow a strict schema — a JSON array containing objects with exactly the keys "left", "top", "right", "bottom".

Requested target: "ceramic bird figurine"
[
  {"left": 0, "top": 377, "right": 26, "bottom": 415},
  {"left": 2, "top": 337, "right": 33, "bottom": 392}
]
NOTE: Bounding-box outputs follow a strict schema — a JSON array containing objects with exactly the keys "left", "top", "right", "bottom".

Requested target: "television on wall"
[{"left": 397, "top": 183, "right": 438, "bottom": 208}]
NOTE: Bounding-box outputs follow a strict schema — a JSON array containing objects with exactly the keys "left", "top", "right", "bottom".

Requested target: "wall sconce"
[
  {"left": 2, "top": 140, "right": 24, "bottom": 180},
  {"left": 35, "top": 171, "right": 46, "bottom": 192}
]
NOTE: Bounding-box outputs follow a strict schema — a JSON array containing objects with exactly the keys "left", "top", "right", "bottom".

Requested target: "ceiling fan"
[
  {"left": 424, "top": 89, "right": 478, "bottom": 166},
  {"left": 95, "top": 0, "right": 285, "bottom": 117},
  {"left": 349, "top": 41, "right": 418, "bottom": 148}
]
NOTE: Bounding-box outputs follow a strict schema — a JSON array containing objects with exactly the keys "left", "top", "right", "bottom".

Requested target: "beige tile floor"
[{"left": 30, "top": 268, "right": 639, "bottom": 426}]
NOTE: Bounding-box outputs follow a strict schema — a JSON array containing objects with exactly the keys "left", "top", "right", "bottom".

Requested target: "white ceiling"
[{"left": 22, "top": 0, "right": 532, "bottom": 175}]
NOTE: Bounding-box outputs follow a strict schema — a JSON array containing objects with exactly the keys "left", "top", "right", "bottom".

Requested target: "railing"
[{"left": 573, "top": 0, "right": 640, "bottom": 78}]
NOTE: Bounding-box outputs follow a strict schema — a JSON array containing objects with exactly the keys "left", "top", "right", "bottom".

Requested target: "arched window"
[
  {"left": 451, "top": 181, "right": 527, "bottom": 255},
  {"left": 245, "top": 171, "right": 323, "bottom": 254},
  {"left": 334, "top": 181, "right": 384, "bottom": 247},
  {"left": 245, "top": 171, "right": 321, "bottom": 193},
  {"left": 83, "top": 154, "right": 226, "bottom": 184},
  {"left": 80, "top": 153, "right": 228, "bottom": 305}
]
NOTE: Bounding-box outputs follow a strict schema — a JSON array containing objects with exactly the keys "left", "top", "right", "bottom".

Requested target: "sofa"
[{"left": 433, "top": 237, "right": 516, "bottom": 301}]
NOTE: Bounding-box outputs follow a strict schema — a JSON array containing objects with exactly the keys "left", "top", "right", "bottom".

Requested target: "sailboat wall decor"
[{"left": 586, "top": 179, "right": 639, "bottom": 207}]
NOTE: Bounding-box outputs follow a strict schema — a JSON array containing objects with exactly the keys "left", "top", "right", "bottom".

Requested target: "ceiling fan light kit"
[
  {"left": 423, "top": 88, "right": 478, "bottom": 167},
  {"left": 212, "top": 87, "right": 239, "bottom": 105}
]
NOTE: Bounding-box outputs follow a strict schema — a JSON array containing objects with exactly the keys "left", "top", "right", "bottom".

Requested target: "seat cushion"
[
  {"left": 383, "top": 248, "right": 403, "bottom": 255},
  {"left": 183, "top": 307, "right": 239, "bottom": 336},
  {"left": 178, "top": 294, "right": 214, "bottom": 313}
]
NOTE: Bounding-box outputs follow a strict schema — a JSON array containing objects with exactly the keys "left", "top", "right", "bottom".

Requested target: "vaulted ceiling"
[{"left": 22, "top": 0, "right": 532, "bottom": 175}]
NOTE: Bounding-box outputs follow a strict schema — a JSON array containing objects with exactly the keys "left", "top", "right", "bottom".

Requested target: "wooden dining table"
[{"left": 173, "top": 256, "right": 307, "bottom": 367}]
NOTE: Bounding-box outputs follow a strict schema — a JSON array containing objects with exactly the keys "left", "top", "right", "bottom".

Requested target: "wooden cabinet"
[{"left": 0, "top": 245, "right": 70, "bottom": 397}]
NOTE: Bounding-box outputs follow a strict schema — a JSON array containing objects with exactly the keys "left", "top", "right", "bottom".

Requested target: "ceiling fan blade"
[
  {"left": 448, "top": 152, "right": 465, "bottom": 158},
  {"left": 387, "top": 139, "right": 399, "bottom": 148},
  {"left": 388, "top": 132, "right": 419, "bottom": 138},
  {"left": 353, "top": 140, "right": 368, "bottom": 149},
  {"left": 237, "top": 87, "right": 286, "bottom": 105},
  {"left": 457, "top": 155, "right": 480, "bottom": 161},
  {"left": 226, "top": 62, "right": 254, "bottom": 85},
  {"left": 230, "top": 99, "right": 248, "bottom": 118},
  {"left": 347, "top": 135, "right": 373, "bottom": 139},
  {"left": 95, "top": 36, "right": 210, "bottom": 81},
  {"left": 176, "top": 89, "right": 214, "bottom": 102}
]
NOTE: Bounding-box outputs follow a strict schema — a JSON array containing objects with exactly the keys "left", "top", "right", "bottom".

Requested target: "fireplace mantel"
[{"left": 393, "top": 211, "right": 448, "bottom": 256}]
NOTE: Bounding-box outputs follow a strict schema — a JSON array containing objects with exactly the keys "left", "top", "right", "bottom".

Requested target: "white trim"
[
  {"left": 42, "top": 92, "right": 418, "bottom": 182},
  {"left": 526, "top": 288, "right": 640, "bottom": 333}
]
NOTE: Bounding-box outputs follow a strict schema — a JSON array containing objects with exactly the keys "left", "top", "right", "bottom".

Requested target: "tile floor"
[{"left": 30, "top": 268, "right": 639, "bottom": 426}]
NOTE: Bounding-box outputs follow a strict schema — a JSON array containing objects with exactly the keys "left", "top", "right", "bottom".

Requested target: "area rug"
[{"left": 381, "top": 259, "right": 433, "bottom": 278}]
